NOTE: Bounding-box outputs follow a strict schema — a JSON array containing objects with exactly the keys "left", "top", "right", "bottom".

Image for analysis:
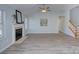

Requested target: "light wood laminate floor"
[{"left": 1, "top": 33, "right": 79, "bottom": 54}]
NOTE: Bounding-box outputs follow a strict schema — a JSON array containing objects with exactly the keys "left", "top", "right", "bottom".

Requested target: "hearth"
[{"left": 16, "top": 28, "right": 22, "bottom": 41}]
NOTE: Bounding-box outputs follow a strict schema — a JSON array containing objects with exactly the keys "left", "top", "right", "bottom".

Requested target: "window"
[{"left": 0, "top": 10, "right": 2, "bottom": 39}]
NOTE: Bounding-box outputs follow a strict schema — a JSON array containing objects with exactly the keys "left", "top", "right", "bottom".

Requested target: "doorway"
[{"left": 59, "top": 16, "right": 65, "bottom": 32}]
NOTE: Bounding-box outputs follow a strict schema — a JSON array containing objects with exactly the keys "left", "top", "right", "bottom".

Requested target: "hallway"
[{"left": 2, "top": 33, "right": 79, "bottom": 54}]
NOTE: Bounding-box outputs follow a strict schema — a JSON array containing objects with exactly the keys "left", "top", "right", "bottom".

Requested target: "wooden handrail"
[
  {"left": 69, "top": 20, "right": 77, "bottom": 29},
  {"left": 69, "top": 26, "right": 75, "bottom": 34},
  {"left": 68, "top": 20, "right": 79, "bottom": 38},
  {"left": 69, "top": 20, "right": 78, "bottom": 38}
]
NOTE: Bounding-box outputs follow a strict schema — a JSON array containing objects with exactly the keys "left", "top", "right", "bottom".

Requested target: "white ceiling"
[{"left": 7, "top": 4, "right": 79, "bottom": 16}]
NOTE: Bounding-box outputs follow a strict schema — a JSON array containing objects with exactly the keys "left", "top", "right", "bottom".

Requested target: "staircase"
[{"left": 68, "top": 20, "right": 79, "bottom": 39}]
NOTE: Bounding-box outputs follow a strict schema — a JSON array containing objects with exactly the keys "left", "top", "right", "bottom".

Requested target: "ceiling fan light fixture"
[{"left": 41, "top": 9, "right": 47, "bottom": 13}]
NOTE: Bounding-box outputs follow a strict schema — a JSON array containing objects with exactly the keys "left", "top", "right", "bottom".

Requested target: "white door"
[{"left": 59, "top": 16, "right": 65, "bottom": 32}]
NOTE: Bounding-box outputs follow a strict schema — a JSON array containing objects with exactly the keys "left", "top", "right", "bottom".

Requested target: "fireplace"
[{"left": 16, "top": 28, "right": 22, "bottom": 41}]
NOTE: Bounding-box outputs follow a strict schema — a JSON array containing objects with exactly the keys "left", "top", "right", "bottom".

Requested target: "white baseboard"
[{"left": 28, "top": 32, "right": 58, "bottom": 34}]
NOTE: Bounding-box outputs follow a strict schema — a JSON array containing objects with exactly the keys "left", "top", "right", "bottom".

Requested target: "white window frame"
[{"left": 0, "top": 10, "right": 5, "bottom": 40}]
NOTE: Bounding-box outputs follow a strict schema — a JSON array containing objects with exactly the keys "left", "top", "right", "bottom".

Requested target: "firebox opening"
[{"left": 16, "top": 28, "right": 22, "bottom": 41}]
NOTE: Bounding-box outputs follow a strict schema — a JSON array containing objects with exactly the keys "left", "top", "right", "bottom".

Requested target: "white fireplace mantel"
[
  {"left": 12, "top": 23, "right": 27, "bottom": 44},
  {"left": 14, "top": 24, "right": 24, "bottom": 29}
]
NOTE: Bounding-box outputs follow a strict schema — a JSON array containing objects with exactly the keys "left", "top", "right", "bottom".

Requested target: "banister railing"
[
  {"left": 68, "top": 20, "right": 79, "bottom": 38},
  {"left": 69, "top": 20, "right": 77, "bottom": 29}
]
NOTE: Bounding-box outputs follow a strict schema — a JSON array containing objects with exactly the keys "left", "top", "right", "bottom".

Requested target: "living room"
[{"left": 0, "top": 4, "right": 79, "bottom": 54}]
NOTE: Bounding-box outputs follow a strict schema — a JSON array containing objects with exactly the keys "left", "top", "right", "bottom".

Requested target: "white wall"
[
  {"left": 24, "top": 17, "right": 29, "bottom": 35},
  {"left": 28, "top": 12, "right": 60, "bottom": 33},
  {"left": 70, "top": 6, "right": 79, "bottom": 26},
  {"left": 0, "top": 5, "right": 15, "bottom": 53}
]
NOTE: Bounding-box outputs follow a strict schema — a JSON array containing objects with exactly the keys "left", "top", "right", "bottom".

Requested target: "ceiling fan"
[{"left": 39, "top": 4, "right": 51, "bottom": 13}]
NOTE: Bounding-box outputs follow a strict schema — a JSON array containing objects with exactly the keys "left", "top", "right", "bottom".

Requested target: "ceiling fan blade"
[
  {"left": 49, "top": 9, "right": 51, "bottom": 11},
  {"left": 39, "top": 7, "right": 44, "bottom": 10},
  {"left": 46, "top": 7, "right": 49, "bottom": 9}
]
